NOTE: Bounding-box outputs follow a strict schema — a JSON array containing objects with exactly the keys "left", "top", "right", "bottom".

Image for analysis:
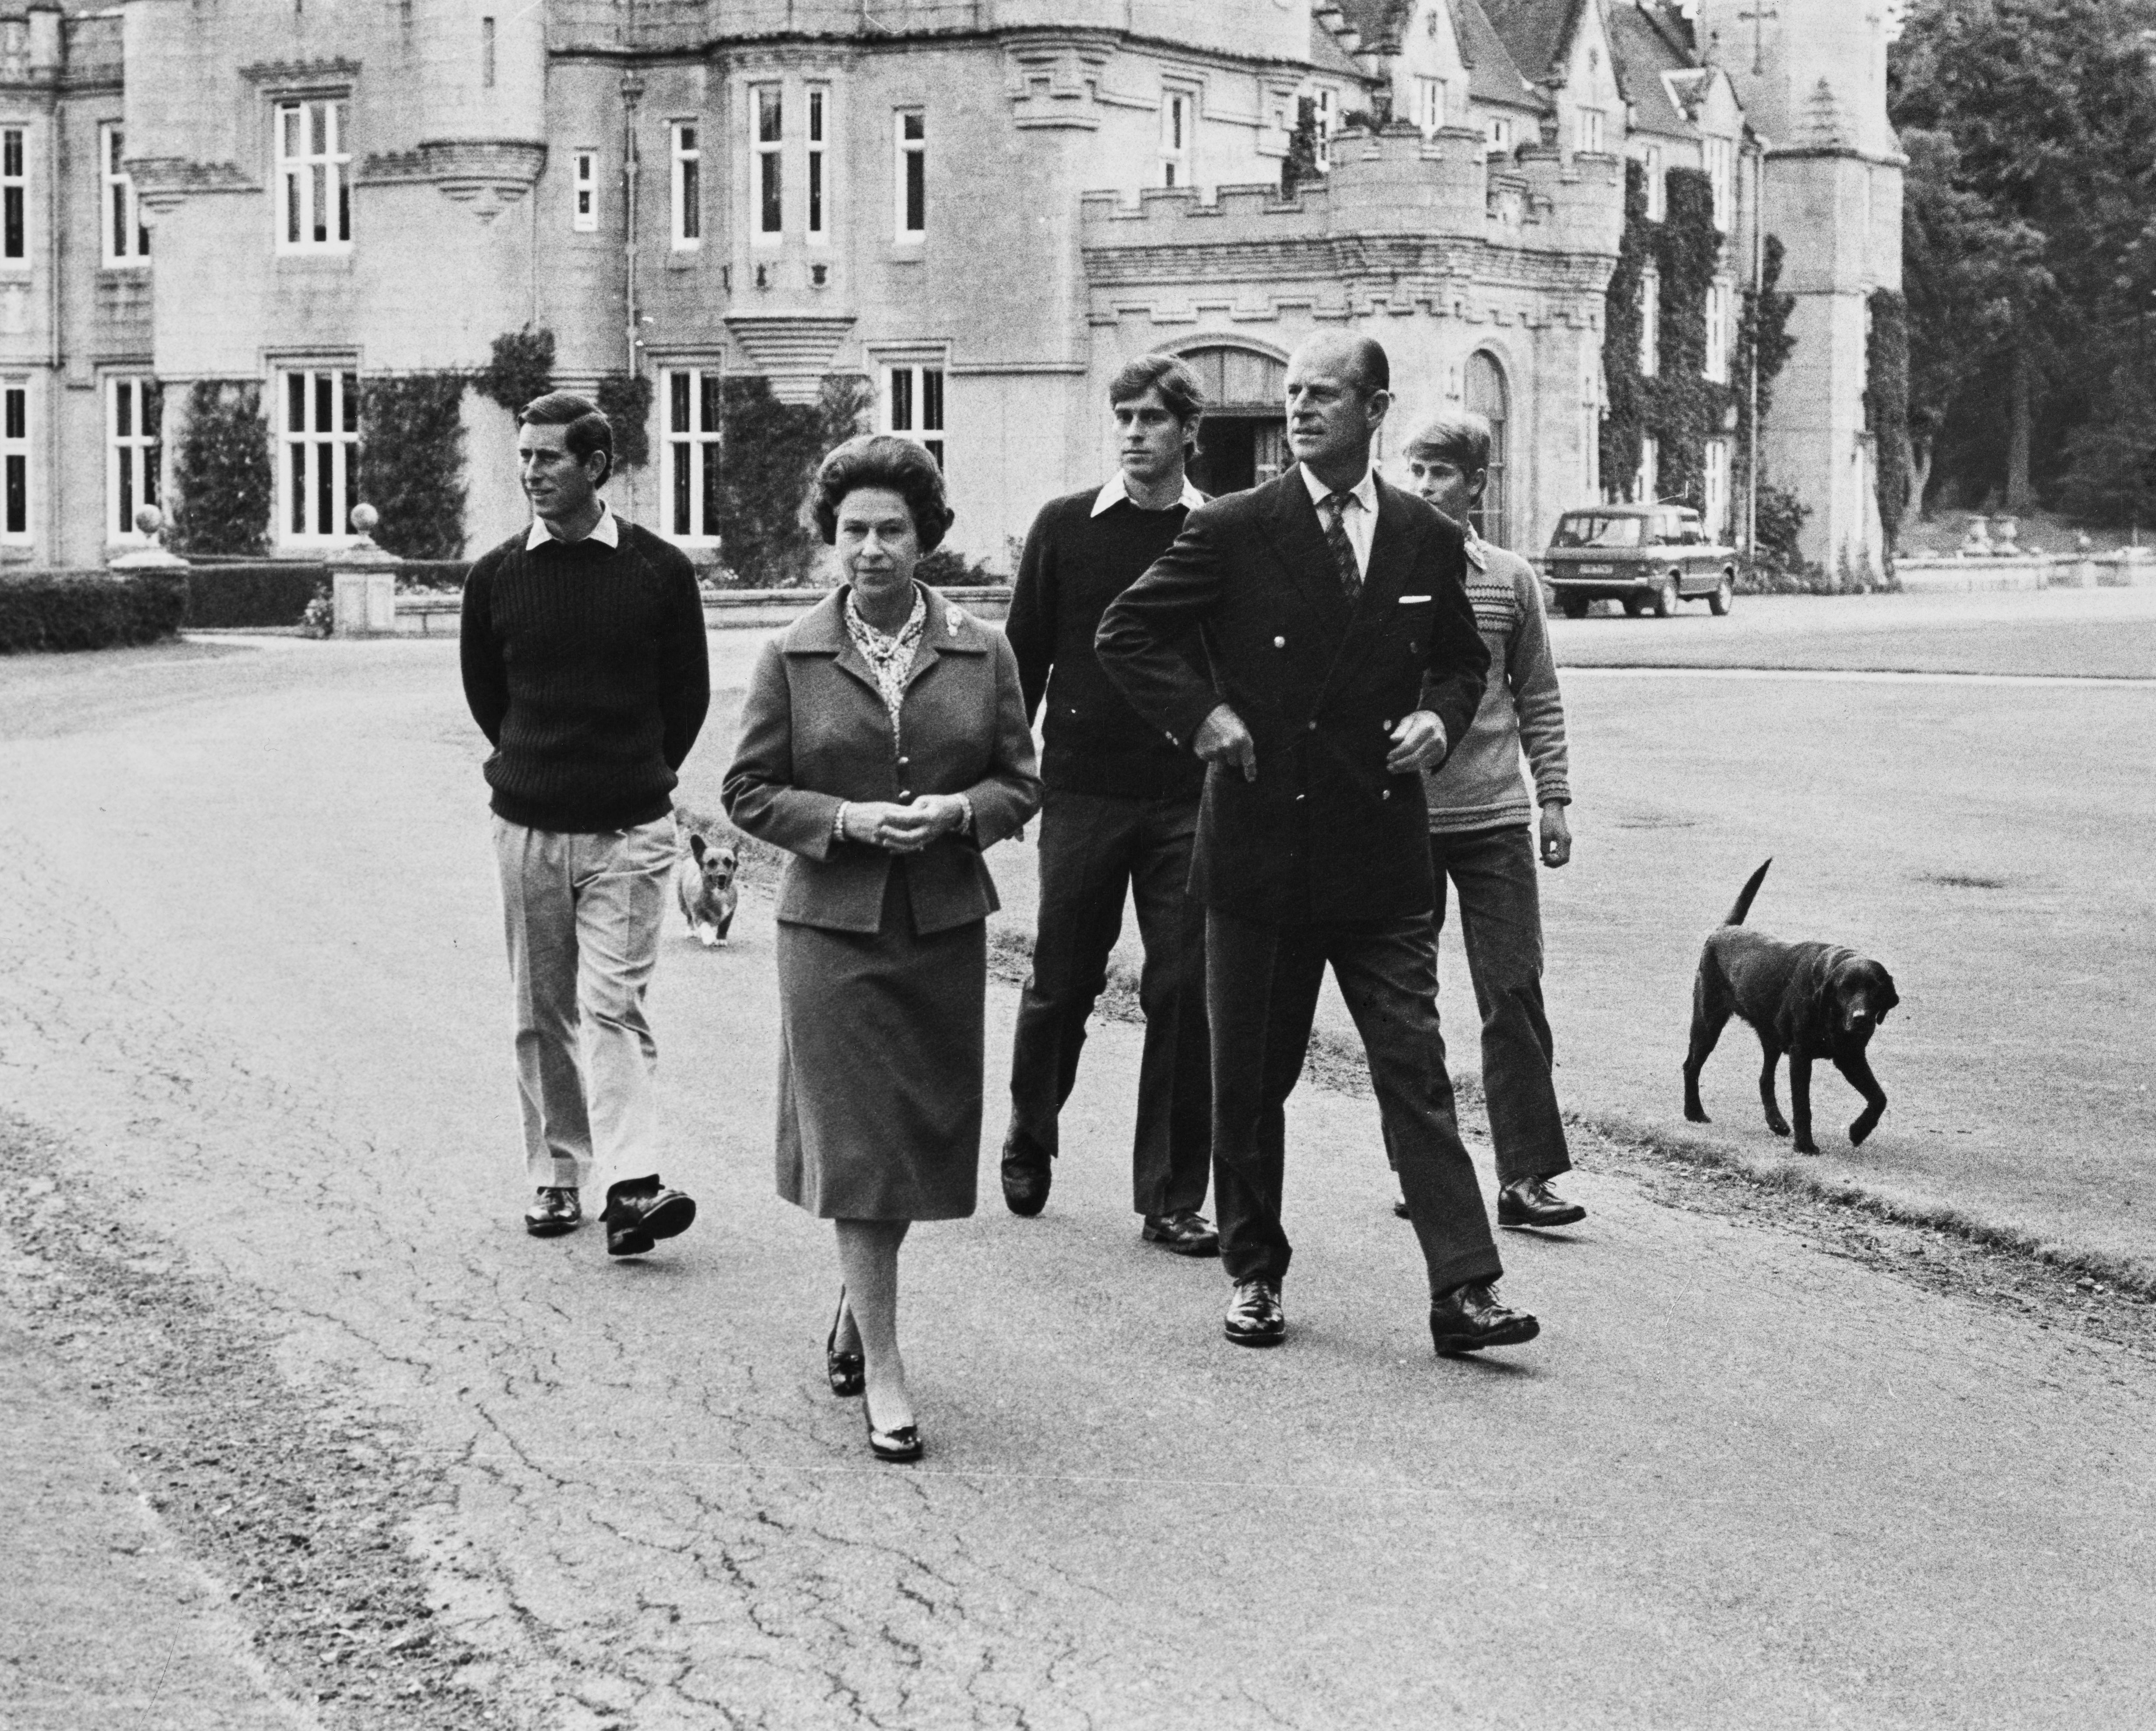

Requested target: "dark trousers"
[
  {"left": 1429, "top": 824, "right": 1571, "bottom": 1185},
  {"left": 1005, "top": 787, "right": 1212, "bottom": 1217},
  {"left": 1207, "top": 906, "right": 1503, "bottom": 1296}
]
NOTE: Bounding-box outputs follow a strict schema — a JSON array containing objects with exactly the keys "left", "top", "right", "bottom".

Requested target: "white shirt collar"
[
  {"left": 1091, "top": 476, "right": 1207, "bottom": 517},
  {"left": 526, "top": 500, "right": 621, "bottom": 551},
  {"left": 1462, "top": 519, "right": 1487, "bottom": 571},
  {"left": 1299, "top": 462, "right": 1379, "bottom": 516}
]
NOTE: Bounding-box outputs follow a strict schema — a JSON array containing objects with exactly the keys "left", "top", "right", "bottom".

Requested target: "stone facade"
[{"left": 3, "top": 0, "right": 1895, "bottom": 575}]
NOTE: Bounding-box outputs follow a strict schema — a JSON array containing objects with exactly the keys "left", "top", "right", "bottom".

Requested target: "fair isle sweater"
[{"left": 1421, "top": 531, "right": 1571, "bottom": 833}]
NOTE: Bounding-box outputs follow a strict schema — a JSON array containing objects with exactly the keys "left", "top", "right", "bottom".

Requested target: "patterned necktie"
[{"left": 1322, "top": 491, "right": 1363, "bottom": 602}]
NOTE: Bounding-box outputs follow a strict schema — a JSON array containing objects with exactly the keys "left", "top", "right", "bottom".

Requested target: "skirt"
[{"left": 773, "top": 865, "right": 987, "bottom": 1221}]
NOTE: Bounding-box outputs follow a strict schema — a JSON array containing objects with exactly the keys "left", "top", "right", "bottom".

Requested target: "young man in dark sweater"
[
  {"left": 460, "top": 392, "right": 710, "bottom": 1257},
  {"left": 999, "top": 355, "right": 1217, "bottom": 1255}
]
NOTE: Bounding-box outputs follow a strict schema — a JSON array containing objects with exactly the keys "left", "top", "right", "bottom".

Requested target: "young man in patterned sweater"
[{"left": 1394, "top": 410, "right": 1585, "bottom": 1231}]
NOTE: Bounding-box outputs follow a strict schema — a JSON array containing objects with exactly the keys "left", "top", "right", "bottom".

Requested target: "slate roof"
[
  {"left": 1480, "top": 0, "right": 1590, "bottom": 85},
  {"left": 1333, "top": 0, "right": 1418, "bottom": 56},
  {"left": 1608, "top": 0, "right": 1703, "bottom": 137},
  {"left": 1452, "top": 0, "right": 1550, "bottom": 111}
]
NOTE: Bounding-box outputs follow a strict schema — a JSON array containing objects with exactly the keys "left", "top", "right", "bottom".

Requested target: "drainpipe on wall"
[
  {"left": 1746, "top": 139, "right": 1764, "bottom": 562},
  {"left": 45, "top": 86, "right": 61, "bottom": 563},
  {"left": 621, "top": 68, "right": 643, "bottom": 383}
]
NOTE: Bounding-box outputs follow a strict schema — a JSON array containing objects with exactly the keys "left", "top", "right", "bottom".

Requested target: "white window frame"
[
  {"left": 1, "top": 379, "right": 28, "bottom": 543},
  {"left": 751, "top": 86, "right": 782, "bottom": 243},
  {"left": 2, "top": 126, "right": 29, "bottom": 269},
  {"left": 1705, "top": 438, "right": 1731, "bottom": 538},
  {"left": 1160, "top": 88, "right": 1194, "bottom": 188},
  {"left": 1416, "top": 77, "right": 1447, "bottom": 138},
  {"left": 1641, "top": 142, "right": 1665, "bottom": 221},
  {"left": 106, "top": 376, "right": 161, "bottom": 543},
  {"left": 894, "top": 109, "right": 925, "bottom": 242},
  {"left": 883, "top": 363, "right": 945, "bottom": 470},
  {"left": 1704, "top": 278, "right": 1732, "bottom": 383},
  {"left": 1575, "top": 106, "right": 1604, "bottom": 154},
  {"left": 661, "top": 366, "right": 723, "bottom": 549},
  {"left": 277, "top": 367, "right": 358, "bottom": 547},
  {"left": 1484, "top": 112, "right": 1514, "bottom": 155},
  {"left": 1639, "top": 267, "right": 1660, "bottom": 378},
  {"left": 101, "top": 123, "right": 149, "bottom": 267},
  {"left": 571, "top": 148, "right": 598, "bottom": 232},
  {"left": 480, "top": 15, "right": 496, "bottom": 90},
  {"left": 806, "top": 85, "right": 829, "bottom": 242},
  {"left": 1313, "top": 88, "right": 1336, "bottom": 169},
  {"left": 1705, "top": 135, "right": 1734, "bottom": 233},
  {"left": 1636, "top": 434, "right": 1659, "bottom": 506},
  {"left": 274, "top": 99, "right": 351, "bottom": 255},
  {"left": 670, "top": 120, "right": 702, "bottom": 251}
]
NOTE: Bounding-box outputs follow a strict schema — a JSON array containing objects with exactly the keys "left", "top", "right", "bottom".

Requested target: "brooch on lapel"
[{"left": 947, "top": 608, "right": 966, "bottom": 635}]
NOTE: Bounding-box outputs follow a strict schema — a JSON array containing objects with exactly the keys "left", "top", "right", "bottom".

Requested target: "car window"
[
  {"left": 1551, "top": 514, "right": 1642, "bottom": 549},
  {"left": 1677, "top": 517, "right": 1706, "bottom": 545}
]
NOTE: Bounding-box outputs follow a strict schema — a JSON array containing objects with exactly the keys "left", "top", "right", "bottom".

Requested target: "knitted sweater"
[
  {"left": 459, "top": 517, "right": 711, "bottom": 833},
  {"left": 1421, "top": 533, "right": 1571, "bottom": 833},
  {"left": 1004, "top": 485, "right": 1208, "bottom": 800}
]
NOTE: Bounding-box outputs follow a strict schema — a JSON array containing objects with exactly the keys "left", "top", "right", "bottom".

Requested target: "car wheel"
[
  {"left": 1560, "top": 596, "right": 1589, "bottom": 619},
  {"left": 1652, "top": 575, "right": 1680, "bottom": 618},
  {"left": 1622, "top": 595, "right": 1647, "bottom": 616},
  {"left": 1709, "top": 572, "right": 1734, "bottom": 616}
]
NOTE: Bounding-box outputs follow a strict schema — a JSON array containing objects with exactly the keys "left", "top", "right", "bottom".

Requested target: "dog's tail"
[{"left": 1723, "top": 859, "right": 1772, "bottom": 927}]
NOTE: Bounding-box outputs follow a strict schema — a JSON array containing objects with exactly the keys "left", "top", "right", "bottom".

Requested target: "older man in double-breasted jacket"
[{"left": 1097, "top": 332, "right": 1544, "bottom": 1359}]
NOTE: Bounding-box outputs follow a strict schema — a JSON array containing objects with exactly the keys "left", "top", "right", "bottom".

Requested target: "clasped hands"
[
  {"left": 840, "top": 794, "right": 966, "bottom": 853},
  {"left": 1191, "top": 704, "right": 1449, "bottom": 782}
]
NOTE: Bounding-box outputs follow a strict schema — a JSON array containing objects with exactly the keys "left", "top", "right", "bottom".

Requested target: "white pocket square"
[{"left": 1399, "top": 594, "right": 1432, "bottom": 603}]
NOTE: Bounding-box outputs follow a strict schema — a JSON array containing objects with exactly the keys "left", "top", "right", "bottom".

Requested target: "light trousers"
[{"left": 493, "top": 815, "right": 676, "bottom": 1196}]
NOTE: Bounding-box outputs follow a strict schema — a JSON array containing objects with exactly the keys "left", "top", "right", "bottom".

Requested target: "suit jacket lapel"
[
  {"left": 1254, "top": 472, "right": 1355, "bottom": 639},
  {"left": 1320, "top": 478, "right": 1425, "bottom": 701}
]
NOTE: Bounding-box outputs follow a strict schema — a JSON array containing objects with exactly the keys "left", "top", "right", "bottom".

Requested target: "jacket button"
[
  {"left": 1382, "top": 789, "right": 1391, "bottom": 800},
  {"left": 898, "top": 789, "right": 912, "bottom": 801},
  {"left": 1381, "top": 719, "right": 1393, "bottom": 730},
  {"left": 1306, "top": 721, "right": 1317, "bottom": 732},
  {"left": 1273, "top": 636, "right": 1286, "bottom": 648},
  {"left": 1295, "top": 793, "right": 1306, "bottom": 803},
  {"left": 897, "top": 756, "right": 910, "bottom": 768}
]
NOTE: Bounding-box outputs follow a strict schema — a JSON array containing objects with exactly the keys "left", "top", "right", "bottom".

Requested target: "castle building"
[{"left": 4, "top": 0, "right": 1897, "bottom": 575}]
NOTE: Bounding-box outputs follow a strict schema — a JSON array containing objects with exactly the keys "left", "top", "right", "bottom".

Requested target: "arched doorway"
[
  {"left": 1465, "top": 350, "right": 1510, "bottom": 548},
  {"left": 1168, "top": 344, "right": 1288, "bottom": 498}
]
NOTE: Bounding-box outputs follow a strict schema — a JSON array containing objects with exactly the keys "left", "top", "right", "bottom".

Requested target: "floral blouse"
[{"left": 843, "top": 583, "right": 927, "bottom": 737}]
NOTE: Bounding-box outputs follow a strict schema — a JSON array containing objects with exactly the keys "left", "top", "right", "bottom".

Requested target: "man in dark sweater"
[
  {"left": 999, "top": 354, "right": 1217, "bottom": 1255},
  {"left": 460, "top": 392, "right": 710, "bottom": 1257}
]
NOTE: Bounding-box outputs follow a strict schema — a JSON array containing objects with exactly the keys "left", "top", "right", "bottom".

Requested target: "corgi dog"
[{"left": 676, "top": 830, "right": 739, "bottom": 947}]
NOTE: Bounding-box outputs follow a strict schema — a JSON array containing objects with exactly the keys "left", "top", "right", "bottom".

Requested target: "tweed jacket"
[
  {"left": 723, "top": 584, "right": 1042, "bottom": 935},
  {"left": 1096, "top": 469, "right": 1488, "bottom": 924}
]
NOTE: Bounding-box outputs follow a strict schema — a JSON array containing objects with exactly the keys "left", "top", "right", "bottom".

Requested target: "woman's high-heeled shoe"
[
  {"left": 863, "top": 1398, "right": 923, "bottom": 1464},
  {"left": 824, "top": 1292, "right": 865, "bottom": 1398}
]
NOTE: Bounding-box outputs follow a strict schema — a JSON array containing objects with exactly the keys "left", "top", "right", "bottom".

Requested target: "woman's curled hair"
[{"left": 809, "top": 434, "right": 955, "bottom": 553}]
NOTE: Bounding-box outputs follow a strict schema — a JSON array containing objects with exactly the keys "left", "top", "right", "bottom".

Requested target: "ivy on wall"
[
  {"left": 355, "top": 374, "right": 468, "bottom": 559},
  {"left": 474, "top": 326, "right": 557, "bottom": 417},
  {"left": 169, "top": 381, "right": 274, "bottom": 556},
  {"left": 710, "top": 374, "right": 876, "bottom": 585},
  {"left": 595, "top": 373, "right": 655, "bottom": 470},
  {"left": 1601, "top": 162, "right": 1804, "bottom": 577},
  {"left": 1865, "top": 289, "right": 1911, "bottom": 558}
]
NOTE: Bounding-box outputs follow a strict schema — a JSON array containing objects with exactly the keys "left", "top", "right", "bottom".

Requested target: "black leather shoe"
[
  {"left": 865, "top": 1400, "right": 923, "bottom": 1464},
  {"left": 601, "top": 1178, "right": 696, "bottom": 1257},
  {"left": 1001, "top": 1144, "right": 1052, "bottom": 1218},
  {"left": 524, "top": 1186, "right": 582, "bottom": 1236},
  {"left": 1498, "top": 1177, "right": 1587, "bottom": 1229},
  {"left": 1429, "top": 1281, "right": 1540, "bottom": 1355},
  {"left": 825, "top": 1291, "right": 864, "bottom": 1399},
  {"left": 1222, "top": 1279, "right": 1285, "bottom": 1347},
  {"left": 1142, "top": 1210, "right": 1220, "bottom": 1257}
]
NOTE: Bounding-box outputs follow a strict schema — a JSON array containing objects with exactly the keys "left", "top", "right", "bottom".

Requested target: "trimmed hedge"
[
  {"left": 182, "top": 559, "right": 473, "bottom": 628},
  {"left": 0, "top": 570, "right": 188, "bottom": 654}
]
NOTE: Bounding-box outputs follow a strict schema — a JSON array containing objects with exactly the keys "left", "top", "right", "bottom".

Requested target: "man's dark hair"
[
  {"left": 1347, "top": 336, "right": 1390, "bottom": 397},
  {"left": 519, "top": 392, "right": 614, "bottom": 486},
  {"left": 1110, "top": 353, "right": 1208, "bottom": 424},
  {"left": 809, "top": 434, "right": 955, "bottom": 552}
]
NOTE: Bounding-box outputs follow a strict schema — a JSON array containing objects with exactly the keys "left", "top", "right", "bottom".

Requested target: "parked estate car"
[{"left": 1541, "top": 505, "right": 1738, "bottom": 618}]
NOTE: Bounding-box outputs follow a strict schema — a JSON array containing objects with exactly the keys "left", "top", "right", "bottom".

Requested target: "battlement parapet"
[{"left": 1082, "top": 122, "right": 1625, "bottom": 262}]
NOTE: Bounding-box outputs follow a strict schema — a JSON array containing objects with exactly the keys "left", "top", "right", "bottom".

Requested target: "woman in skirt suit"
[{"left": 723, "top": 435, "right": 1041, "bottom": 1463}]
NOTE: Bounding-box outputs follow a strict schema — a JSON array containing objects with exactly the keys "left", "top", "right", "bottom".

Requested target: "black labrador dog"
[{"left": 1683, "top": 860, "right": 1900, "bottom": 1154}]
